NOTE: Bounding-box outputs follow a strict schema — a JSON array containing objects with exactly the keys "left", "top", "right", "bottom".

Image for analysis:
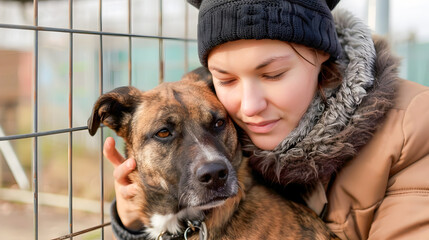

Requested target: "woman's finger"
[
  {"left": 103, "top": 137, "right": 126, "bottom": 167},
  {"left": 113, "top": 158, "right": 137, "bottom": 185}
]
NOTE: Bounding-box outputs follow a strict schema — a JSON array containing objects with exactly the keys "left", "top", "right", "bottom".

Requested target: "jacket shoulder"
[
  {"left": 390, "top": 78, "right": 429, "bottom": 174},
  {"left": 394, "top": 78, "right": 429, "bottom": 110},
  {"left": 368, "top": 79, "right": 429, "bottom": 239}
]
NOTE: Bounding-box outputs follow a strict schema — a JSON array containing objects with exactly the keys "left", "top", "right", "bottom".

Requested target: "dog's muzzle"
[{"left": 179, "top": 156, "right": 238, "bottom": 210}]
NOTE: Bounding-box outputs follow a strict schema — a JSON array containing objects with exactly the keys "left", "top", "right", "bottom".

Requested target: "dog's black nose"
[{"left": 196, "top": 161, "right": 229, "bottom": 190}]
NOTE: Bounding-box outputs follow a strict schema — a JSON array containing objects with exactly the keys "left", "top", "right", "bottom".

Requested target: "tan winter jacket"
[{"left": 321, "top": 78, "right": 429, "bottom": 239}]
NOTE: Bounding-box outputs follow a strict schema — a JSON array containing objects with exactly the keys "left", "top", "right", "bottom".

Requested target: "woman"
[{"left": 105, "top": 0, "right": 429, "bottom": 239}]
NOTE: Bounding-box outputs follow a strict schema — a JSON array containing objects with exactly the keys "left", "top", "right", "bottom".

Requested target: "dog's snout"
[{"left": 196, "top": 161, "right": 229, "bottom": 190}]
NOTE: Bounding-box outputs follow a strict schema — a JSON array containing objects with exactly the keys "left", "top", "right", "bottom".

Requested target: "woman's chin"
[{"left": 249, "top": 135, "right": 282, "bottom": 151}]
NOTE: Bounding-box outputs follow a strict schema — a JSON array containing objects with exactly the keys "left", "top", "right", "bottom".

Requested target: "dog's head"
[{"left": 88, "top": 67, "right": 241, "bottom": 234}]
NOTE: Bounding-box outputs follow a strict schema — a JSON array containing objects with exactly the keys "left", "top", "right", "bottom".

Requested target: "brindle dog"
[{"left": 88, "top": 67, "right": 338, "bottom": 240}]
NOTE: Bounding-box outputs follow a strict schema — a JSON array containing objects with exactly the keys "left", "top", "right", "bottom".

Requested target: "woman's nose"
[{"left": 240, "top": 81, "right": 267, "bottom": 117}]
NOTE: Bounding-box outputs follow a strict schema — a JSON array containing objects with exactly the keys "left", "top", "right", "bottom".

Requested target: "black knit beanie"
[{"left": 187, "top": 0, "right": 342, "bottom": 66}]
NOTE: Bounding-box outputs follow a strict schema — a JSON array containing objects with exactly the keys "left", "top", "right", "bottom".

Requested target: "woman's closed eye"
[
  {"left": 261, "top": 71, "right": 287, "bottom": 80},
  {"left": 213, "top": 76, "right": 237, "bottom": 86},
  {"left": 215, "top": 77, "right": 237, "bottom": 86}
]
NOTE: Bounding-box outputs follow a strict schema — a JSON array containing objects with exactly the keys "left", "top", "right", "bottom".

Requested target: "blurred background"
[{"left": 0, "top": 0, "right": 428, "bottom": 239}]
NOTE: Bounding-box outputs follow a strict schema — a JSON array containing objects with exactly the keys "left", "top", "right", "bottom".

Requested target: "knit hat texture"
[{"left": 188, "top": 0, "right": 342, "bottom": 66}]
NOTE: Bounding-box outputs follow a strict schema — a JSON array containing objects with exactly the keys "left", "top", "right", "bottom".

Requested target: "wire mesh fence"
[{"left": 0, "top": 0, "right": 198, "bottom": 239}]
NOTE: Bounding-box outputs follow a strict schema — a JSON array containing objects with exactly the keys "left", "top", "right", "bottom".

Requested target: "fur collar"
[{"left": 243, "top": 9, "right": 399, "bottom": 195}]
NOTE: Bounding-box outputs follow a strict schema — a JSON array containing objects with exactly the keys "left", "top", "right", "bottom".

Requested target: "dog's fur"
[{"left": 88, "top": 68, "right": 338, "bottom": 240}]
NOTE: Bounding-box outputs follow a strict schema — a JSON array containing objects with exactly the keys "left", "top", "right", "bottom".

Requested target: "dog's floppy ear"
[
  {"left": 88, "top": 86, "right": 141, "bottom": 138},
  {"left": 185, "top": 66, "right": 215, "bottom": 92}
]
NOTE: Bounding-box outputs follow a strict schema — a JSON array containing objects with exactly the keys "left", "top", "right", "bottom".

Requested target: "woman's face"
[{"left": 208, "top": 39, "right": 328, "bottom": 150}]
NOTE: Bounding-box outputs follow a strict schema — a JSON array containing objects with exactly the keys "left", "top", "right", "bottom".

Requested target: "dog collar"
[{"left": 157, "top": 220, "right": 207, "bottom": 240}]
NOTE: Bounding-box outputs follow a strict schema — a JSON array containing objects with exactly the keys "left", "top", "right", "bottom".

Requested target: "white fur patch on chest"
[
  {"left": 146, "top": 208, "right": 203, "bottom": 239},
  {"left": 146, "top": 213, "right": 181, "bottom": 239}
]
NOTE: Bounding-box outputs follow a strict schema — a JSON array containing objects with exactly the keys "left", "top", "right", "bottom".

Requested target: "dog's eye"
[
  {"left": 214, "top": 119, "right": 225, "bottom": 128},
  {"left": 155, "top": 129, "right": 172, "bottom": 138}
]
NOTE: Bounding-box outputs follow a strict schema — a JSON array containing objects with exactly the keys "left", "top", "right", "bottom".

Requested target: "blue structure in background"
[{"left": 395, "top": 42, "right": 429, "bottom": 87}]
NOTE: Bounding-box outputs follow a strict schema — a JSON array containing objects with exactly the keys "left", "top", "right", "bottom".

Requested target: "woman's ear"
[{"left": 318, "top": 50, "right": 331, "bottom": 64}]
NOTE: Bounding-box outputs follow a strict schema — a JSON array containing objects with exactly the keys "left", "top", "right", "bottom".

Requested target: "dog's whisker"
[{"left": 178, "top": 192, "right": 187, "bottom": 209}]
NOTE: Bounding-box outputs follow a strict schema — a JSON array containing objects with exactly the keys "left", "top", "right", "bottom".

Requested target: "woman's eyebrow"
[
  {"left": 208, "top": 66, "right": 230, "bottom": 74},
  {"left": 209, "top": 55, "right": 291, "bottom": 73},
  {"left": 255, "top": 55, "right": 292, "bottom": 70}
]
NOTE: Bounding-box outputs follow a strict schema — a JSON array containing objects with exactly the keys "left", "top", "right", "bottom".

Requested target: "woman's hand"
[{"left": 104, "top": 137, "right": 144, "bottom": 231}]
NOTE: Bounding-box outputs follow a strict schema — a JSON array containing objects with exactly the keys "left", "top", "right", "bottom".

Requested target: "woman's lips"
[{"left": 244, "top": 119, "right": 279, "bottom": 134}]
